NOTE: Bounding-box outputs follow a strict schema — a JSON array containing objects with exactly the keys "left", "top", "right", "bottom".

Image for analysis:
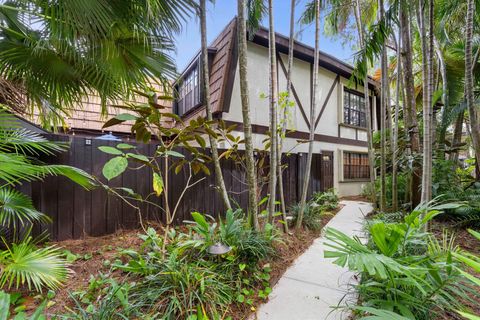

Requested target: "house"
[{"left": 173, "top": 18, "right": 380, "bottom": 197}]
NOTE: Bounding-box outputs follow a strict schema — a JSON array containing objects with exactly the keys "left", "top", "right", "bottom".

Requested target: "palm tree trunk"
[
  {"left": 392, "top": 31, "right": 402, "bottom": 211},
  {"left": 465, "top": 0, "right": 480, "bottom": 172},
  {"left": 417, "top": 0, "right": 434, "bottom": 203},
  {"left": 379, "top": 0, "right": 387, "bottom": 211},
  {"left": 267, "top": 0, "right": 278, "bottom": 224},
  {"left": 400, "top": 0, "right": 422, "bottom": 208},
  {"left": 450, "top": 112, "right": 464, "bottom": 163},
  {"left": 435, "top": 37, "right": 448, "bottom": 160},
  {"left": 200, "top": 0, "right": 232, "bottom": 211},
  {"left": 277, "top": 0, "right": 296, "bottom": 233},
  {"left": 296, "top": 0, "right": 319, "bottom": 229},
  {"left": 237, "top": 0, "right": 259, "bottom": 229},
  {"left": 354, "top": 0, "right": 376, "bottom": 208}
]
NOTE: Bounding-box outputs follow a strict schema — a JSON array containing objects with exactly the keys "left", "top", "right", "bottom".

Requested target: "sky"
[{"left": 173, "top": 0, "right": 357, "bottom": 72}]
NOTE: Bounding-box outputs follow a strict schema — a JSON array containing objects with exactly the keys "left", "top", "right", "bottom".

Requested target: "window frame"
[
  {"left": 343, "top": 88, "right": 367, "bottom": 129},
  {"left": 343, "top": 151, "right": 370, "bottom": 181},
  {"left": 174, "top": 58, "right": 203, "bottom": 117}
]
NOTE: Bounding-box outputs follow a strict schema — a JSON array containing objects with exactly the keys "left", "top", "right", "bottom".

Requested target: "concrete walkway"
[{"left": 253, "top": 200, "right": 373, "bottom": 320}]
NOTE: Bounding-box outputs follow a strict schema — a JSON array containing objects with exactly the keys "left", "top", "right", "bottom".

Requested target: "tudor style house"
[{"left": 173, "top": 18, "right": 380, "bottom": 197}]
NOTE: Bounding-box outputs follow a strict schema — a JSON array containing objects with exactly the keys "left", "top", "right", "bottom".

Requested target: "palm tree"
[
  {"left": 237, "top": 0, "right": 259, "bottom": 229},
  {"left": 0, "top": 0, "right": 195, "bottom": 127},
  {"left": 267, "top": 0, "right": 278, "bottom": 224},
  {"left": 199, "top": 0, "right": 231, "bottom": 211},
  {"left": 277, "top": 0, "right": 297, "bottom": 233},
  {"left": 296, "top": 0, "right": 320, "bottom": 229},
  {"left": 379, "top": 0, "right": 387, "bottom": 211},
  {"left": 399, "top": 0, "right": 422, "bottom": 207},
  {"left": 416, "top": 0, "right": 434, "bottom": 203},
  {"left": 0, "top": 108, "right": 95, "bottom": 292},
  {"left": 465, "top": 0, "right": 480, "bottom": 169},
  {"left": 352, "top": 0, "right": 377, "bottom": 209}
]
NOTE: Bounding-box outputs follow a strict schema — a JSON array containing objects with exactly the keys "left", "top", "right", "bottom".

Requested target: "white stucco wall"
[{"left": 221, "top": 42, "right": 375, "bottom": 196}]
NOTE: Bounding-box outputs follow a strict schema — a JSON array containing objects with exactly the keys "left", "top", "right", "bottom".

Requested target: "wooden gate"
[{"left": 297, "top": 151, "right": 334, "bottom": 200}]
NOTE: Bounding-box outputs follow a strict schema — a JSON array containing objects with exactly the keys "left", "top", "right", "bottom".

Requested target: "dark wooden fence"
[{"left": 22, "top": 134, "right": 333, "bottom": 240}]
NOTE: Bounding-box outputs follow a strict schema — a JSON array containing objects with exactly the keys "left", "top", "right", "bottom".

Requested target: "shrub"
[
  {"left": 87, "top": 210, "right": 279, "bottom": 319},
  {"left": 311, "top": 189, "right": 339, "bottom": 211},
  {"left": 324, "top": 201, "right": 478, "bottom": 319},
  {"left": 290, "top": 202, "right": 324, "bottom": 231}
]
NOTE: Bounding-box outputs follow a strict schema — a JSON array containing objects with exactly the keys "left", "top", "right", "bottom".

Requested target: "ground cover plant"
[{"left": 324, "top": 201, "right": 480, "bottom": 319}]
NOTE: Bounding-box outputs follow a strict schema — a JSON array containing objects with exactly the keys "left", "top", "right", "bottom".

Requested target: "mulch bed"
[{"left": 12, "top": 205, "right": 344, "bottom": 319}]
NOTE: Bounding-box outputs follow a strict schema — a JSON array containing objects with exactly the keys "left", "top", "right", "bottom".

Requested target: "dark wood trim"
[
  {"left": 220, "top": 22, "right": 238, "bottom": 114},
  {"left": 276, "top": 51, "right": 310, "bottom": 130},
  {"left": 223, "top": 120, "right": 368, "bottom": 147},
  {"left": 314, "top": 74, "right": 340, "bottom": 129},
  {"left": 339, "top": 122, "right": 367, "bottom": 131}
]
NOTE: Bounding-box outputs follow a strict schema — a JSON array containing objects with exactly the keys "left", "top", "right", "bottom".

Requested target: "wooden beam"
[
  {"left": 276, "top": 52, "right": 311, "bottom": 130},
  {"left": 314, "top": 75, "right": 340, "bottom": 130}
]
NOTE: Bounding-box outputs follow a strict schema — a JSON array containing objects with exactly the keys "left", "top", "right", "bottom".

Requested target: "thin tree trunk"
[
  {"left": 400, "top": 0, "right": 422, "bottom": 208},
  {"left": 379, "top": 0, "right": 387, "bottom": 211},
  {"left": 417, "top": 0, "right": 434, "bottom": 203},
  {"left": 296, "top": 0, "right": 319, "bottom": 229},
  {"left": 354, "top": 0, "right": 376, "bottom": 208},
  {"left": 277, "top": 0, "right": 296, "bottom": 233},
  {"left": 267, "top": 0, "right": 278, "bottom": 224},
  {"left": 451, "top": 112, "right": 464, "bottom": 163},
  {"left": 435, "top": 37, "right": 448, "bottom": 160},
  {"left": 392, "top": 30, "right": 402, "bottom": 211},
  {"left": 237, "top": 0, "right": 259, "bottom": 229},
  {"left": 200, "top": 0, "right": 232, "bottom": 211},
  {"left": 465, "top": 0, "right": 480, "bottom": 173}
]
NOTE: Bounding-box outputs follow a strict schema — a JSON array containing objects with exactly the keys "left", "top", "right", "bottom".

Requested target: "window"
[
  {"left": 175, "top": 61, "right": 202, "bottom": 116},
  {"left": 343, "top": 89, "right": 366, "bottom": 128},
  {"left": 343, "top": 152, "right": 370, "bottom": 180}
]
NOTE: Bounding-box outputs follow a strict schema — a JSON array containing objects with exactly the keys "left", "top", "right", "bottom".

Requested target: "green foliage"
[
  {"left": 311, "top": 189, "right": 339, "bottom": 211},
  {"left": 290, "top": 190, "right": 338, "bottom": 230},
  {"left": 0, "top": 109, "right": 95, "bottom": 293},
  {"left": 0, "top": 237, "right": 68, "bottom": 292},
  {"left": 68, "top": 211, "right": 278, "bottom": 319},
  {"left": 0, "top": 0, "right": 196, "bottom": 127},
  {"left": 324, "top": 202, "right": 478, "bottom": 319}
]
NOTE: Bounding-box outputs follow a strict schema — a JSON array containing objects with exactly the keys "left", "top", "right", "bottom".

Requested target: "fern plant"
[{"left": 0, "top": 107, "right": 95, "bottom": 292}]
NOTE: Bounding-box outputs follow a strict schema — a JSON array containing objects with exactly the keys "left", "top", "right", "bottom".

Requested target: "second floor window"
[
  {"left": 343, "top": 89, "right": 366, "bottom": 128},
  {"left": 176, "top": 62, "right": 202, "bottom": 116}
]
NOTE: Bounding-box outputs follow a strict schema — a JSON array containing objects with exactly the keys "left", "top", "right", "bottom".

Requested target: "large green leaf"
[
  {"left": 98, "top": 146, "right": 123, "bottom": 155},
  {"left": 102, "top": 156, "right": 128, "bottom": 181}
]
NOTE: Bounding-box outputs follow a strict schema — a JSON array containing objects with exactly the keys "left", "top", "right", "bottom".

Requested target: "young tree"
[
  {"left": 267, "top": 0, "right": 278, "bottom": 224},
  {"left": 199, "top": 0, "right": 232, "bottom": 210},
  {"left": 237, "top": 0, "right": 259, "bottom": 229},
  {"left": 296, "top": 0, "right": 320, "bottom": 229}
]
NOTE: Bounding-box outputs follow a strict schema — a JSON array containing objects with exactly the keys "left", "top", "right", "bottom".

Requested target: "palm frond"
[
  {"left": 0, "top": 187, "right": 49, "bottom": 227},
  {"left": 0, "top": 236, "right": 69, "bottom": 292}
]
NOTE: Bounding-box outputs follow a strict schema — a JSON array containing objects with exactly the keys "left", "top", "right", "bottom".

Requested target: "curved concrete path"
[{"left": 253, "top": 200, "right": 373, "bottom": 320}]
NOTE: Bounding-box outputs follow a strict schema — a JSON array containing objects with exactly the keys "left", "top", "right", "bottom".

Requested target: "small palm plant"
[{"left": 0, "top": 107, "right": 95, "bottom": 292}]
